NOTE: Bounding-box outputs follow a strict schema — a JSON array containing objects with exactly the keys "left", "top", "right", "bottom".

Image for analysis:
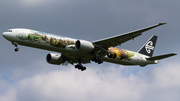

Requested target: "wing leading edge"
[{"left": 93, "top": 23, "right": 166, "bottom": 48}]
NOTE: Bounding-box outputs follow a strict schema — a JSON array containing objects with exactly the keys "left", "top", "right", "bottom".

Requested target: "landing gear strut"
[
  {"left": 74, "top": 60, "right": 86, "bottom": 71},
  {"left": 91, "top": 57, "right": 103, "bottom": 64},
  {"left": 12, "top": 42, "right": 19, "bottom": 52}
]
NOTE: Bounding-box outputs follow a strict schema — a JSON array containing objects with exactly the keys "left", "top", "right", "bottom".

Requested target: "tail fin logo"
[{"left": 145, "top": 41, "right": 154, "bottom": 54}]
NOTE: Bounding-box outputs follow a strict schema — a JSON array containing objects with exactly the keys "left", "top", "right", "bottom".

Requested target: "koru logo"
[{"left": 145, "top": 41, "right": 154, "bottom": 54}]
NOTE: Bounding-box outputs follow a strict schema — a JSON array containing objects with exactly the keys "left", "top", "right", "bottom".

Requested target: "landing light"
[{"left": 155, "top": 60, "right": 159, "bottom": 64}]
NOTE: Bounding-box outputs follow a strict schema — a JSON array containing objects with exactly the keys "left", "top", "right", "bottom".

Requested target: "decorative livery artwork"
[
  {"left": 16, "top": 32, "right": 75, "bottom": 48},
  {"left": 108, "top": 47, "right": 135, "bottom": 60}
]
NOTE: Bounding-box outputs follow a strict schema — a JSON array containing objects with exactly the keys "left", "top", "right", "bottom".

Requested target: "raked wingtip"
[{"left": 159, "top": 23, "right": 167, "bottom": 25}]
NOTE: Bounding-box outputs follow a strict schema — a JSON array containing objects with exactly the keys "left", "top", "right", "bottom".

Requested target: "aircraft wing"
[{"left": 93, "top": 23, "right": 166, "bottom": 48}]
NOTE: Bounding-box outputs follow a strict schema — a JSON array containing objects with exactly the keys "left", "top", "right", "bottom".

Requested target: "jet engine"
[
  {"left": 46, "top": 53, "right": 65, "bottom": 65},
  {"left": 75, "top": 40, "right": 95, "bottom": 52}
]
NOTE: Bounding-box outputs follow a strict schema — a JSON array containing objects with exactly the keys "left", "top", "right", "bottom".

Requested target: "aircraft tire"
[
  {"left": 75, "top": 64, "right": 86, "bottom": 71},
  {"left": 15, "top": 48, "right": 19, "bottom": 52},
  {"left": 98, "top": 60, "right": 103, "bottom": 64},
  {"left": 81, "top": 67, "right": 86, "bottom": 71}
]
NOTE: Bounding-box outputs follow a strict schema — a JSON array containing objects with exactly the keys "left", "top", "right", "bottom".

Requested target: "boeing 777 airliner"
[{"left": 2, "top": 23, "right": 177, "bottom": 71}]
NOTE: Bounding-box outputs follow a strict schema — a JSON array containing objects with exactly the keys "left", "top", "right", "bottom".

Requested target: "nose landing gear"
[{"left": 12, "top": 42, "right": 19, "bottom": 52}]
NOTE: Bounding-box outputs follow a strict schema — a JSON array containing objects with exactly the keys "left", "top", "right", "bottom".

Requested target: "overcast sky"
[{"left": 0, "top": 0, "right": 180, "bottom": 101}]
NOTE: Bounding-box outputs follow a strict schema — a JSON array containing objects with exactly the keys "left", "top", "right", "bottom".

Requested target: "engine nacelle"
[
  {"left": 46, "top": 53, "right": 65, "bottom": 65},
  {"left": 75, "top": 40, "right": 95, "bottom": 52}
]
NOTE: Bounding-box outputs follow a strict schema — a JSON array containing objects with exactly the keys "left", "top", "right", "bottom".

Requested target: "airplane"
[{"left": 2, "top": 23, "right": 177, "bottom": 71}]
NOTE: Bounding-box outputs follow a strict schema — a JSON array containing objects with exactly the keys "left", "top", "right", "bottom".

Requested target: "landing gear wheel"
[
  {"left": 75, "top": 65, "right": 78, "bottom": 68},
  {"left": 75, "top": 64, "right": 86, "bottom": 71},
  {"left": 98, "top": 60, "right": 103, "bottom": 64},
  {"left": 12, "top": 42, "right": 19, "bottom": 52},
  {"left": 81, "top": 67, "right": 86, "bottom": 71},
  {"left": 15, "top": 48, "right": 19, "bottom": 52},
  {"left": 92, "top": 57, "right": 103, "bottom": 64}
]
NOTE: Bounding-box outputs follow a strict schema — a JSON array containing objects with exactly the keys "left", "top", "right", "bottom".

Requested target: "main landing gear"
[
  {"left": 12, "top": 42, "right": 19, "bottom": 52},
  {"left": 75, "top": 64, "right": 86, "bottom": 71},
  {"left": 74, "top": 60, "right": 86, "bottom": 71},
  {"left": 91, "top": 57, "right": 103, "bottom": 64}
]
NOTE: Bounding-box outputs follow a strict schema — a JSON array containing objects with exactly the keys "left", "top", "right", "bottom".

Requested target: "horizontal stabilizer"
[{"left": 146, "top": 53, "right": 177, "bottom": 60}]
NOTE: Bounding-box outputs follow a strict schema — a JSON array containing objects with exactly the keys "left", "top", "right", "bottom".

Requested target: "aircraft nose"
[
  {"left": 2, "top": 32, "right": 10, "bottom": 39},
  {"left": 2, "top": 32, "right": 16, "bottom": 41},
  {"left": 2, "top": 32, "right": 7, "bottom": 38}
]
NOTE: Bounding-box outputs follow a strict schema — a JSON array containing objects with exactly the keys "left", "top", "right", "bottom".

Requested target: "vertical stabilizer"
[{"left": 138, "top": 35, "right": 157, "bottom": 57}]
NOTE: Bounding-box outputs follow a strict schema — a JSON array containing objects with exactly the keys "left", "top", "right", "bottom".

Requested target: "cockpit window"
[{"left": 7, "top": 30, "right": 12, "bottom": 32}]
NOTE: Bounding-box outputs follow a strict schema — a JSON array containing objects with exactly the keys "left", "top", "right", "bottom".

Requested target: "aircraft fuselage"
[{"left": 2, "top": 28, "right": 158, "bottom": 67}]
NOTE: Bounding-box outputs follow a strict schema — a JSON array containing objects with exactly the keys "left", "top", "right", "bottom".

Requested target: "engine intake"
[
  {"left": 75, "top": 40, "right": 95, "bottom": 52},
  {"left": 46, "top": 53, "right": 65, "bottom": 65}
]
